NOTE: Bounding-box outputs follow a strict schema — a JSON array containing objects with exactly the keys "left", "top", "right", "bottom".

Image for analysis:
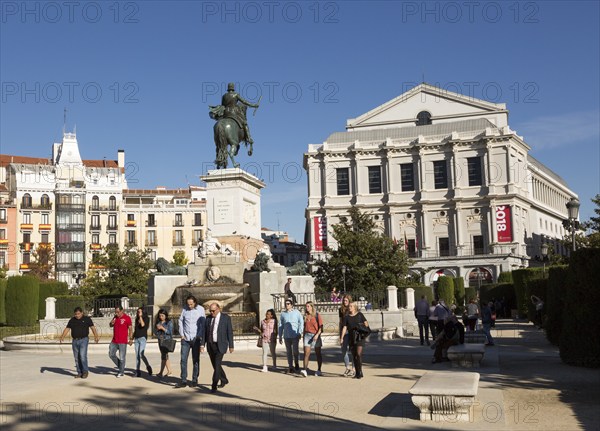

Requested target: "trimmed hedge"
[
  {"left": 512, "top": 268, "right": 544, "bottom": 318},
  {"left": 55, "top": 295, "right": 88, "bottom": 319},
  {"left": 38, "top": 281, "right": 69, "bottom": 320},
  {"left": 436, "top": 276, "right": 455, "bottom": 306},
  {"left": 453, "top": 277, "right": 465, "bottom": 307},
  {"left": 0, "top": 278, "right": 7, "bottom": 324},
  {"left": 480, "top": 283, "right": 516, "bottom": 310},
  {"left": 545, "top": 265, "right": 569, "bottom": 346},
  {"left": 6, "top": 276, "right": 39, "bottom": 326},
  {"left": 559, "top": 249, "right": 600, "bottom": 368},
  {"left": 464, "top": 287, "right": 477, "bottom": 304},
  {"left": 410, "top": 284, "right": 434, "bottom": 305},
  {"left": 498, "top": 272, "right": 513, "bottom": 283}
]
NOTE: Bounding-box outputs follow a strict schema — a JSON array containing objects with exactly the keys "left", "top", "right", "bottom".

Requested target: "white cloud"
[{"left": 514, "top": 110, "right": 600, "bottom": 150}]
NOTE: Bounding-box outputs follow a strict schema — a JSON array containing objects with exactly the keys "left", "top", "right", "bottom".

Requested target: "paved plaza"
[{"left": 1, "top": 321, "right": 598, "bottom": 431}]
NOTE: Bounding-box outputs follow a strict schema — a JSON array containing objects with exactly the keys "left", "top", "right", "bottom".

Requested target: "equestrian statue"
[{"left": 209, "top": 83, "right": 260, "bottom": 169}]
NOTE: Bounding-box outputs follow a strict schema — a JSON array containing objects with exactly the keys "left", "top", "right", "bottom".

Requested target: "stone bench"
[
  {"left": 447, "top": 343, "right": 486, "bottom": 368},
  {"left": 464, "top": 331, "right": 487, "bottom": 344},
  {"left": 409, "top": 371, "right": 480, "bottom": 421}
]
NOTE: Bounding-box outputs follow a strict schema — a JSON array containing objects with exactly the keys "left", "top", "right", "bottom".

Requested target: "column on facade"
[
  {"left": 451, "top": 146, "right": 459, "bottom": 190},
  {"left": 454, "top": 206, "right": 464, "bottom": 255},
  {"left": 488, "top": 204, "right": 497, "bottom": 248},
  {"left": 484, "top": 141, "right": 492, "bottom": 187},
  {"left": 420, "top": 210, "right": 430, "bottom": 256},
  {"left": 505, "top": 145, "right": 512, "bottom": 184},
  {"left": 418, "top": 148, "right": 426, "bottom": 192}
]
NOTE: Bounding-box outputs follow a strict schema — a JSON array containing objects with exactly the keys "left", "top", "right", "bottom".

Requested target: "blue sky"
[{"left": 1, "top": 1, "right": 599, "bottom": 242}]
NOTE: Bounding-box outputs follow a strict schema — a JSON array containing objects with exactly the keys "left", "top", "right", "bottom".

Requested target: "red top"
[{"left": 112, "top": 314, "right": 132, "bottom": 344}]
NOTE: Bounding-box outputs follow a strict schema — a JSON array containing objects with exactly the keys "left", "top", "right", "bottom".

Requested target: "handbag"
[
  {"left": 159, "top": 337, "right": 176, "bottom": 353},
  {"left": 257, "top": 336, "right": 263, "bottom": 348}
]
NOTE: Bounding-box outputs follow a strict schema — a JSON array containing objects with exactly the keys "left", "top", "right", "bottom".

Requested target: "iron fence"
[{"left": 272, "top": 290, "right": 389, "bottom": 314}]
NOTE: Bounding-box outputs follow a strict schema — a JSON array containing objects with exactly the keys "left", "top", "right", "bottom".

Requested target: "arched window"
[
  {"left": 92, "top": 195, "right": 99, "bottom": 210},
  {"left": 416, "top": 111, "right": 432, "bottom": 126},
  {"left": 22, "top": 194, "right": 32, "bottom": 208},
  {"left": 40, "top": 194, "right": 50, "bottom": 208},
  {"left": 109, "top": 196, "right": 117, "bottom": 211}
]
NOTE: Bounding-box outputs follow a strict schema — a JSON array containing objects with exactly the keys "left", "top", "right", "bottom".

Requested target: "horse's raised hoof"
[{"left": 248, "top": 150, "right": 253, "bottom": 156}]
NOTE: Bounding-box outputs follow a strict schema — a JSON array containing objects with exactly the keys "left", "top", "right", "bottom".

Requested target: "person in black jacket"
[
  {"left": 339, "top": 302, "right": 369, "bottom": 379},
  {"left": 202, "top": 303, "right": 234, "bottom": 393}
]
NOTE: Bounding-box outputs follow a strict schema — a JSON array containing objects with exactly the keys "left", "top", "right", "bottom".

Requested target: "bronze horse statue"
[{"left": 213, "top": 106, "right": 253, "bottom": 169}]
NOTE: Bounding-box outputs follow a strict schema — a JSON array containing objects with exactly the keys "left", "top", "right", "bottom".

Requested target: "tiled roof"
[
  {"left": 0, "top": 154, "right": 51, "bottom": 167},
  {"left": 82, "top": 159, "right": 120, "bottom": 168},
  {"left": 124, "top": 188, "right": 191, "bottom": 196},
  {"left": 325, "top": 118, "right": 497, "bottom": 144}
]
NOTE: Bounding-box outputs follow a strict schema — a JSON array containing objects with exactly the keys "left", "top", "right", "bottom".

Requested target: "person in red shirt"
[{"left": 109, "top": 306, "right": 133, "bottom": 377}]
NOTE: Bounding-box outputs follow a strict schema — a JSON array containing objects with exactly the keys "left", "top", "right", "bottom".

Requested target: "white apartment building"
[
  {"left": 304, "top": 84, "right": 578, "bottom": 286},
  {"left": 1, "top": 132, "right": 207, "bottom": 284}
]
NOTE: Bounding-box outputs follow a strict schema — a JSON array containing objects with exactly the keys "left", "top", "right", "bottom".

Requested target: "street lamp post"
[
  {"left": 541, "top": 243, "right": 549, "bottom": 278},
  {"left": 565, "top": 197, "right": 581, "bottom": 252},
  {"left": 341, "top": 265, "right": 347, "bottom": 293}
]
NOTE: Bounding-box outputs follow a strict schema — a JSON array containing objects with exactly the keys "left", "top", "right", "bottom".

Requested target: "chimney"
[{"left": 117, "top": 150, "right": 125, "bottom": 168}]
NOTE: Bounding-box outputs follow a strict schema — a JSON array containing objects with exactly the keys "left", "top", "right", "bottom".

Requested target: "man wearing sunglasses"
[
  {"left": 278, "top": 300, "right": 303, "bottom": 374},
  {"left": 202, "top": 303, "right": 234, "bottom": 393}
]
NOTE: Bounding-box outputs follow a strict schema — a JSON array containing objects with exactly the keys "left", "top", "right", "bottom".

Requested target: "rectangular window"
[
  {"left": 194, "top": 213, "right": 203, "bottom": 226},
  {"left": 108, "top": 215, "right": 117, "bottom": 228},
  {"left": 41, "top": 213, "right": 49, "bottom": 224},
  {"left": 433, "top": 161, "right": 448, "bottom": 189},
  {"left": 23, "top": 213, "right": 31, "bottom": 224},
  {"left": 438, "top": 237, "right": 450, "bottom": 256},
  {"left": 109, "top": 234, "right": 116, "bottom": 244},
  {"left": 400, "top": 163, "right": 415, "bottom": 192},
  {"left": 0, "top": 251, "right": 5, "bottom": 267},
  {"left": 368, "top": 166, "right": 382, "bottom": 194},
  {"left": 127, "top": 214, "right": 135, "bottom": 222},
  {"left": 407, "top": 239, "right": 417, "bottom": 258},
  {"left": 175, "top": 214, "right": 183, "bottom": 226},
  {"left": 0, "top": 209, "right": 6, "bottom": 221},
  {"left": 473, "top": 235, "right": 484, "bottom": 255},
  {"left": 23, "top": 232, "right": 31, "bottom": 243},
  {"left": 91, "top": 214, "right": 100, "bottom": 228},
  {"left": 174, "top": 230, "right": 183, "bottom": 245},
  {"left": 0, "top": 229, "right": 5, "bottom": 239},
  {"left": 336, "top": 168, "right": 350, "bottom": 195},
  {"left": 92, "top": 233, "right": 99, "bottom": 244},
  {"left": 41, "top": 232, "right": 49, "bottom": 243},
  {"left": 467, "top": 157, "right": 483, "bottom": 186},
  {"left": 127, "top": 231, "right": 136, "bottom": 245},
  {"left": 147, "top": 214, "right": 156, "bottom": 227},
  {"left": 147, "top": 230, "right": 156, "bottom": 246},
  {"left": 23, "top": 252, "right": 31, "bottom": 264},
  {"left": 194, "top": 230, "right": 203, "bottom": 244}
]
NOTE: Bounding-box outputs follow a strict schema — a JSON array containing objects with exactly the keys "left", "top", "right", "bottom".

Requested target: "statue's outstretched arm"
[{"left": 237, "top": 94, "right": 259, "bottom": 108}]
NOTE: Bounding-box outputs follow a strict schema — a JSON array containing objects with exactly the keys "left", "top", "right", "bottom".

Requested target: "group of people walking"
[{"left": 59, "top": 293, "right": 371, "bottom": 385}]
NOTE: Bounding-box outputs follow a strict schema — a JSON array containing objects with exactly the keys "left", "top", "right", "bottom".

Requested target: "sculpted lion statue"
[
  {"left": 250, "top": 252, "right": 270, "bottom": 272},
  {"left": 156, "top": 258, "right": 187, "bottom": 275},
  {"left": 286, "top": 261, "right": 308, "bottom": 275}
]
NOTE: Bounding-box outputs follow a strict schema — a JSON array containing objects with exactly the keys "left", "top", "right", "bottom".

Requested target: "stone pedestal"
[
  {"left": 45, "top": 297, "right": 57, "bottom": 320},
  {"left": 387, "top": 285, "right": 398, "bottom": 311},
  {"left": 201, "top": 168, "right": 265, "bottom": 240}
]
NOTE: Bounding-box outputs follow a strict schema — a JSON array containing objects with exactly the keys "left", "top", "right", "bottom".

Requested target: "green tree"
[
  {"left": 28, "top": 245, "right": 55, "bottom": 281},
  {"left": 172, "top": 250, "right": 188, "bottom": 266},
  {"left": 313, "top": 207, "right": 410, "bottom": 296},
  {"left": 80, "top": 244, "right": 154, "bottom": 299}
]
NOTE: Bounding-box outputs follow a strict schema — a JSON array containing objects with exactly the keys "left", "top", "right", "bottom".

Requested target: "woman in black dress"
[{"left": 339, "top": 302, "right": 369, "bottom": 379}]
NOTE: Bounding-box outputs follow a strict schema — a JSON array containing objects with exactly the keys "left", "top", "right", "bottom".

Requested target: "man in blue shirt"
[
  {"left": 175, "top": 295, "right": 205, "bottom": 388},
  {"left": 279, "top": 299, "right": 303, "bottom": 374}
]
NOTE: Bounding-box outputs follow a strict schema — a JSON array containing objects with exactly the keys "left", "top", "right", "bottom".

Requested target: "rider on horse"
[{"left": 209, "top": 82, "right": 259, "bottom": 145}]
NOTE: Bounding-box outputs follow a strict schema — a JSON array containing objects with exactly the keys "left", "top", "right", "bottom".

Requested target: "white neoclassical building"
[{"left": 303, "top": 84, "right": 578, "bottom": 286}]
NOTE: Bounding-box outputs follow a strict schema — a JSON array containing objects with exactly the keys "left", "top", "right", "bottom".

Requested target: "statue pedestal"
[{"left": 201, "top": 168, "right": 265, "bottom": 240}]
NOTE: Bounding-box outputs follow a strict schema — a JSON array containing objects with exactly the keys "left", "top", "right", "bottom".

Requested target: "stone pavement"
[{"left": 0, "top": 320, "right": 598, "bottom": 431}]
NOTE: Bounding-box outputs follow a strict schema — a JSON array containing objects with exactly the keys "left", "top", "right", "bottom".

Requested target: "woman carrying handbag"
[
  {"left": 253, "top": 309, "right": 277, "bottom": 372},
  {"left": 340, "top": 302, "right": 370, "bottom": 379},
  {"left": 155, "top": 309, "right": 174, "bottom": 378}
]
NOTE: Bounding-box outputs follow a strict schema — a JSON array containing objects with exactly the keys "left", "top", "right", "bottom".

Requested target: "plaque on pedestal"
[{"left": 200, "top": 168, "right": 265, "bottom": 240}]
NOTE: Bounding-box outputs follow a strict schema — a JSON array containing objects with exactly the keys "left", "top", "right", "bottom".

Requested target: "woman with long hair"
[
  {"left": 301, "top": 301, "right": 323, "bottom": 377},
  {"left": 340, "top": 302, "right": 369, "bottom": 379},
  {"left": 155, "top": 309, "right": 173, "bottom": 377},
  {"left": 133, "top": 307, "right": 153, "bottom": 377},
  {"left": 339, "top": 294, "right": 353, "bottom": 376},
  {"left": 254, "top": 308, "right": 278, "bottom": 372}
]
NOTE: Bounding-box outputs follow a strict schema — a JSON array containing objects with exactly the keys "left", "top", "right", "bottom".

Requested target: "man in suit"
[{"left": 202, "top": 303, "right": 234, "bottom": 393}]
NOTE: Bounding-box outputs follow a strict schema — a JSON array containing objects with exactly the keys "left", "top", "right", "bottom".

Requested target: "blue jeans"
[
  {"left": 483, "top": 323, "right": 494, "bottom": 344},
  {"left": 72, "top": 337, "right": 89, "bottom": 375},
  {"left": 109, "top": 342, "right": 128, "bottom": 374},
  {"left": 341, "top": 333, "right": 351, "bottom": 368},
  {"left": 180, "top": 338, "right": 200, "bottom": 383},
  {"left": 134, "top": 337, "right": 150, "bottom": 371},
  {"left": 284, "top": 337, "right": 300, "bottom": 369}
]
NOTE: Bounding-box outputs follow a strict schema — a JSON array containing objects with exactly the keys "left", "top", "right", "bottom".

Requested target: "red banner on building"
[
  {"left": 313, "top": 216, "right": 328, "bottom": 251},
  {"left": 495, "top": 205, "right": 513, "bottom": 243}
]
